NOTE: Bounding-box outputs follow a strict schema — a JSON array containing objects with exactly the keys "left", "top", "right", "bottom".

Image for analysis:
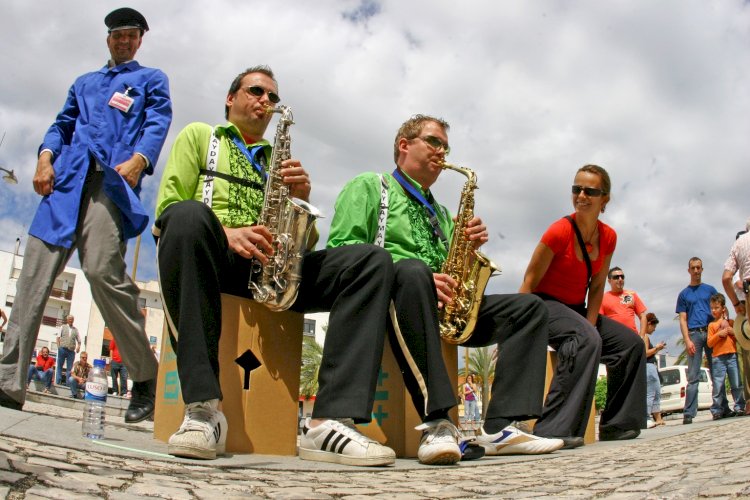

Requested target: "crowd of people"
[{"left": 1, "top": 6, "right": 748, "bottom": 470}]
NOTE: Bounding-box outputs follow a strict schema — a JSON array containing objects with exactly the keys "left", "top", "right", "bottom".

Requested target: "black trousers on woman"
[
  {"left": 155, "top": 200, "right": 394, "bottom": 423},
  {"left": 533, "top": 299, "right": 647, "bottom": 438},
  {"left": 389, "top": 259, "right": 548, "bottom": 425}
]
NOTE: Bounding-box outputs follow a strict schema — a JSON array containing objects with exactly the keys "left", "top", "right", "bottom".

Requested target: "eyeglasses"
[
  {"left": 648, "top": 321, "right": 659, "bottom": 325},
  {"left": 610, "top": 274, "right": 625, "bottom": 280},
  {"left": 244, "top": 85, "right": 280, "bottom": 104},
  {"left": 418, "top": 135, "right": 450, "bottom": 156},
  {"left": 572, "top": 185, "right": 605, "bottom": 197}
]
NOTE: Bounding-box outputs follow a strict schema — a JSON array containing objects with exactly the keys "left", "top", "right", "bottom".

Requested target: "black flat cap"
[{"left": 105, "top": 7, "right": 149, "bottom": 32}]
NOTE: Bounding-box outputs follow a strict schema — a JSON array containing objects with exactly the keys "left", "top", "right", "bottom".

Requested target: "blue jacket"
[{"left": 30, "top": 60, "right": 172, "bottom": 247}]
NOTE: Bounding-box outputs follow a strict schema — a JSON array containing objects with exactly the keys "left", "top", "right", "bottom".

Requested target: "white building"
[{"left": 0, "top": 247, "right": 164, "bottom": 363}]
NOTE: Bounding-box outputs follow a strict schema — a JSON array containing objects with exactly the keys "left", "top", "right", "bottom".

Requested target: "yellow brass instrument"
[{"left": 438, "top": 163, "right": 501, "bottom": 344}]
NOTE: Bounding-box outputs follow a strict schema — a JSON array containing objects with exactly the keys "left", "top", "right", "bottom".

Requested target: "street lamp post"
[{"left": 0, "top": 167, "right": 18, "bottom": 185}]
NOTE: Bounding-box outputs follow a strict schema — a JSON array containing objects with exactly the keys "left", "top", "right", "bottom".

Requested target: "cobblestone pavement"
[{"left": 2, "top": 399, "right": 750, "bottom": 499}]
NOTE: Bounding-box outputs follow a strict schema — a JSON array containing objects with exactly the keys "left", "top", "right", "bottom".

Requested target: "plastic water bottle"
[{"left": 82, "top": 358, "right": 108, "bottom": 439}]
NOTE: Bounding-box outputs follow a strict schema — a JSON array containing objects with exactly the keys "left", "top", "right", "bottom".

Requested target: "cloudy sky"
[{"left": 1, "top": 0, "right": 749, "bottom": 354}]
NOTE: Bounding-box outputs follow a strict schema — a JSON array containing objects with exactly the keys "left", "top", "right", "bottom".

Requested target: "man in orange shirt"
[
  {"left": 27, "top": 347, "right": 55, "bottom": 393},
  {"left": 600, "top": 267, "right": 648, "bottom": 336}
]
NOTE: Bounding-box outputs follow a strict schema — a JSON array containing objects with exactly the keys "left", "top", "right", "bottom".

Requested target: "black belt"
[{"left": 688, "top": 326, "right": 707, "bottom": 332}]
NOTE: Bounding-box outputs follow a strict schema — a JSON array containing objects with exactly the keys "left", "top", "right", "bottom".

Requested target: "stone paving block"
[
  {"left": 256, "top": 487, "right": 333, "bottom": 499},
  {"left": 700, "top": 483, "right": 750, "bottom": 497},
  {"left": 126, "top": 482, "right": 194, "bottom": 499},
  {"left": 27, "top": 456, "right": 85, "bottom": 472},
  {"left": 0, "top": 441, "right": 16, "bottom": 453},
  {"left": 38, "top": 471, "right": 105, "bottom": 494},
  {"left": 24, "top": 485, "right": 101, "bottom": 500},
  {"left": 0, "top": 469, "right": 26, "bottom": 484},
  {"left": 617, "top": 478, "right": 669, "bottom": 492},
  {"left": 109, "top": 492, "right": 152, "bottom": 500},
  {"left": 60, "top": 471, "right": 128, "bottom": 488},
  {"left": 10, "top": 459, "right": 51, "bottom": 475},
  {"left": 194, "top": 492, "right": 265, "bottom": 500}
]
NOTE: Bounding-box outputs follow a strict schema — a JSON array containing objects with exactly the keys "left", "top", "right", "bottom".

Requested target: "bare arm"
[
  {"left": 679, "top": 312, "right": 695, "bottom": 356},
  {"left": 723, "top": 269, "right": 746, "bottom": 317},
  {"left": 519, "top": 242, "right": 554, "bottom": 293},
  {"left": 638, "top": 312, "right": 648, "bottom": 338},
  {"left": 585, "top": 251, "right": 612, "bottom": 326}
]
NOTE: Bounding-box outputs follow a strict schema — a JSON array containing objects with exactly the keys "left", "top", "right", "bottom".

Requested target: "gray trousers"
[{"left": 0, "top": 171, "right": 157, "bottom": 405}]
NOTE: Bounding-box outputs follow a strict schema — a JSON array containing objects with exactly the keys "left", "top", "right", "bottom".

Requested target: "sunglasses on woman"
[{"left": 572, "top": 185, "right": 605, "bottom": 197}]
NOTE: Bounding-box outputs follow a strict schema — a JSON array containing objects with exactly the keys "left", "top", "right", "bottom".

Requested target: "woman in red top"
[{"left": 520, "top": 164, "right": 646, "bottom": 445}]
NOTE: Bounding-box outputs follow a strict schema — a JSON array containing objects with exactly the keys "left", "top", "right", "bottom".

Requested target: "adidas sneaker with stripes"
[{"left": 299, "top": 418, "right": 396, "bottom": 466}]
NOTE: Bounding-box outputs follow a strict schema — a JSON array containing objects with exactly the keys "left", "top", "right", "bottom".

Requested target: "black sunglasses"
[
  {"left": 572, "top": 185, "right": 605, "bottom": 197},
  {"left": 610, "top": 274, "right": 625, "bottom": 280},
  {"left": 418, "top": 135, "right": 450, "bottom": 156},
  {"left": 649, "top": 320, "right": 659, "bottom": 325},
  {"left": 244, "top": 85, "right": 280, "bottom": 104}
]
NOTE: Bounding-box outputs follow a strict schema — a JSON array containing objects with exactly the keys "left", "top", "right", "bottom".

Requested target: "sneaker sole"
[
  {"left": 418, "top": 449, "right": 461, "bottom": 465},
  {"left": 481, "top": 439, "right": 564, "bottom": 455},
  {"left": 168, "top": 444, "right": 225, "bottom": 460},
  {"left": 298, "top": 447, "right": 395, "bottom": 466}
]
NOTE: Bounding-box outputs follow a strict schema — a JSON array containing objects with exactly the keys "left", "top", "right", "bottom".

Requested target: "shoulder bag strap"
[{"left": 565, "top": 215, "right": 592, "bottom": 291}]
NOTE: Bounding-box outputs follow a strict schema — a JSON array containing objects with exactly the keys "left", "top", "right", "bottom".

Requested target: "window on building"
[{"left": 303, "top": 318, "right": 316, "bottom": 335}]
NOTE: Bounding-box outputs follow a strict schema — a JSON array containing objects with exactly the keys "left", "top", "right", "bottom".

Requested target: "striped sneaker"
[
  {"left": 299, "top": 418, "right": 396, "bottom": 466},
  {"left": 168, "top": 399, "right": 227, "bottom": 460},
  {"left": 476, "top": 424, "right": 564, "bottom": 455}
]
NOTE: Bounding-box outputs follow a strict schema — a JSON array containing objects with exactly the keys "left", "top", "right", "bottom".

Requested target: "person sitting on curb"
[
  {"left": 27, "top": 347, "right": 55, "bottom": 393},
  {"left": 69, "top": 352, "right": 92, "bottom": 399}
]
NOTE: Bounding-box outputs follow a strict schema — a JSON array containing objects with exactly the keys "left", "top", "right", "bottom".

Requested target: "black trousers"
[
  {"left": 155, "top": 201, "right": 394, "bottom": 423},
  {"left": 389, "top": 259, "right": 548, "bottom": 422},
  {"left": 533, "top": 299, "right": 647, "bottom": 438}
]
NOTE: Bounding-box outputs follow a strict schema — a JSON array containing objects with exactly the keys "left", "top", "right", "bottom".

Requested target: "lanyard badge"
[{"left": 109, "top": 86, "right": 134, "bottom": 113}]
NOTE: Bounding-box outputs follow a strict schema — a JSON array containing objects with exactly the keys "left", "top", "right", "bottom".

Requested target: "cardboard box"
[
  {"left": 357, "top": 339, "right": 458, "bottom": 458},
  {"left": 154, "top": 294, "right": 303, "bottom": 455}
]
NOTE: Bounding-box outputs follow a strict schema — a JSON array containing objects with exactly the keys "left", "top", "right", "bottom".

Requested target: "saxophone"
[
  {"left": 438, "top": 163, "right": 501, "bottom": 344},
  {"left": 248, "top": 105, "right": 321, "bottom": 311}
]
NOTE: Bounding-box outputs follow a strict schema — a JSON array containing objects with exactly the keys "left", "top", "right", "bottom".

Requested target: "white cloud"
[{"left": 1, "top": 0, "right": 749, "bottom": 354}]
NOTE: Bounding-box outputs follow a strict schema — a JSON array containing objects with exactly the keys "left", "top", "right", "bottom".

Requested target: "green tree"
[
  {"left": 460, "top": 346, "right": 495, "bottom": 419},
  {"left": 299, "top": 334, "right": 324, "bottom": 399},
  {"left": 594, "top": 377, "right": 607, "bottom": 411}
]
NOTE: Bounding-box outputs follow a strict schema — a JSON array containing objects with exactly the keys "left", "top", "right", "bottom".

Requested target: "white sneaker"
[
  {"left": 416, "top": 419, "right": 462, "bottom": 465},
  {"left": 168, "top": 399, "right": 227, "bottom": 460},
  {"left": 476, "top": 424, "right": 564, "bottom": 455},
  {"left": 646, "top": 419, "right": 657, "bottom": 429},
  {"left": 299, "top": 418, "right": 396, "bottom": 466}
]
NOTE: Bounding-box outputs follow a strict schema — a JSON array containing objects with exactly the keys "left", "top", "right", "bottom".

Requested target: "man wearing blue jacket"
[{"left": 0, "top": 8, "right": 172, "bottom": 424}]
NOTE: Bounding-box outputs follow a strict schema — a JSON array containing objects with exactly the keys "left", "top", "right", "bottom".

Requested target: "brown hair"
[{"left": 393, "top": 114, "right": 449, "bottom": 163}]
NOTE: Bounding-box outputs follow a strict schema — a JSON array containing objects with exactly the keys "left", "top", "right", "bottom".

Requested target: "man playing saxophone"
[
  {"left": 328, "top": 114, "right": 563, "bottom": 464},
  {"left": 154, "top": 66, "right": 397, "bottom": 466}
]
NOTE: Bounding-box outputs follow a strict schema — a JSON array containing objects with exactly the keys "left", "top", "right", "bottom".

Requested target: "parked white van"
[{"left": 659, "top": 365, "right": 713, "bottom": 414}]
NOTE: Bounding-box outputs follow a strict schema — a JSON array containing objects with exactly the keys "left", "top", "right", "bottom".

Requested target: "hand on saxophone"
[
  {"left": 280, "top": 158, "right": 312, "bottom": 202},
  {"left": 223, "top": 225, "right": 274, "bottom": 262},
  {"left": 433, "top": 273, "right": 457, "bottom": 309},
  {"left": 464, "top": 216, "right": 489, "bottom": 249}
]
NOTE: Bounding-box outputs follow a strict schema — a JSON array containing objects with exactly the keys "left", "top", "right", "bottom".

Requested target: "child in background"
[{"left": 707, "top": 293, "right": 745, "bottom": 419}]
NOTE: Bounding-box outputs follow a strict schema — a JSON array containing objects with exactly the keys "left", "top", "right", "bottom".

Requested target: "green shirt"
[
  {"left": 327, "top": 171, "right": 454, "bottom": 272},
  {"left": 155, "top": 122, "right": 271, "bottom": 227}
]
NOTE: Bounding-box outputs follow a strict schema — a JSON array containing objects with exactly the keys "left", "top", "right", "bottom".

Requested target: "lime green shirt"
[
  {"left": 155, "top": 122, "right": 270, "bottom": 227},
  {"left": 327, "top": 171, "right": 454, "bottom": 272}
]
